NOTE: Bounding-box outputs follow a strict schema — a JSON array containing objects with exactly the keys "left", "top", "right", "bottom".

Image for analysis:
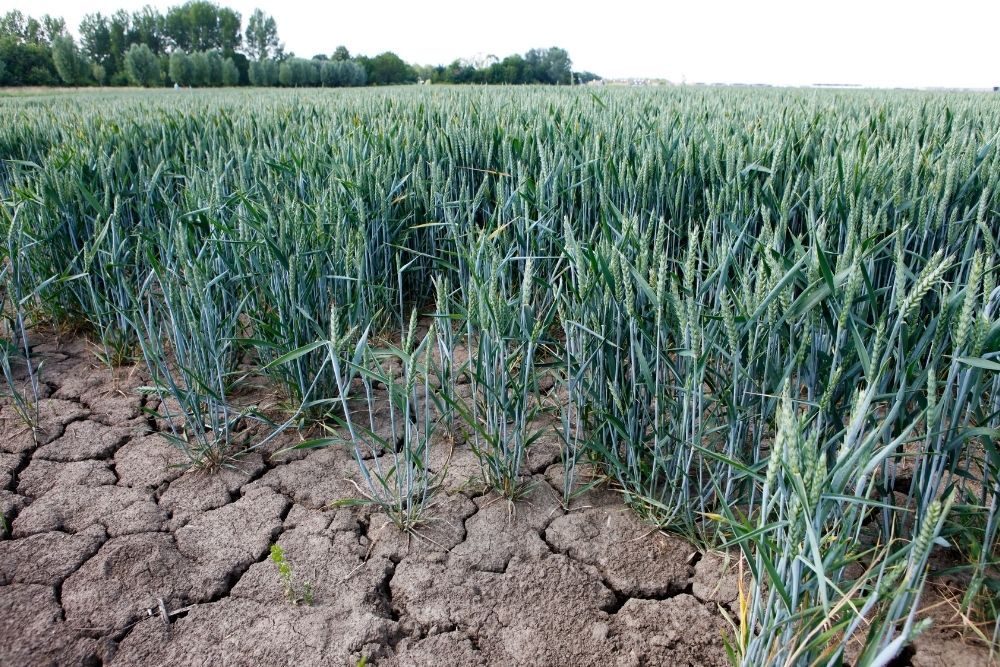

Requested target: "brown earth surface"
[{"left": 0, "top": 336, "right": 994, "bottom": 666}]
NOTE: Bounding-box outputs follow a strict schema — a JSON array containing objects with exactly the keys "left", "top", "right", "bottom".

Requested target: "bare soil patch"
[{"left": 0, "top": 336, "right": 992, "bottom": 666}]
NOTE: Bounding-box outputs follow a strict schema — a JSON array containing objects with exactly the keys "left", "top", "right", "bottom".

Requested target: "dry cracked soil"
[{"left": 0, "top": 335, "right": 994, "bottom": 666}]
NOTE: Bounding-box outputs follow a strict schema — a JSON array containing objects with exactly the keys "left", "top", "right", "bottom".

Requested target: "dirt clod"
[
  {"left": 159, "top": 453, "right": 267, "bottom": 528},
  {"left": 0, "top": 583, "right": 100, "bottom": 667},
  {"left": 545, "top": 507, "right": 691, "bottom": 598},
  {"left": 448, "top": 477, "right": 563, "bottom": 573},
  {"left": 114, "top": 435, "right": 188, "bottom": 490},
  {"left": 12, "top": 484, "right": 165, "bottom": 538},
  {"left": 17, "top": 458, "right": 117, "bottom": 497},
  {"left": 613, "top": 595, "right": 728, "bottom": 666},
  {"left": 34, "top": 419, "right": 130, "bottom": 462},
  {"left": 0, "top": 524, "right": 106, "bottom": 585}
]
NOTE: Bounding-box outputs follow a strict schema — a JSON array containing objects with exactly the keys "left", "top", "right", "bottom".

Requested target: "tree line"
[{"left": 0, "top": 3, "right": 597, "bottom": 88}]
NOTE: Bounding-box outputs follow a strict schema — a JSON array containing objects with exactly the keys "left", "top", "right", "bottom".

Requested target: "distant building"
[{"left": 599, "top": 78, "right": 671, "bottom": 87}]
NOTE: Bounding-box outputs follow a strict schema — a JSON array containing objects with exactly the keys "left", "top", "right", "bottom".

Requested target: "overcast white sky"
[{"left": 8, "top": 0, "right": 1000, "bottom": 88}]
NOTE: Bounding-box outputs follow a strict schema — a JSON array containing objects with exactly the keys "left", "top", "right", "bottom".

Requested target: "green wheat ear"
[{"left": 4, "top": 83, "right": 997, "bottom": 665}]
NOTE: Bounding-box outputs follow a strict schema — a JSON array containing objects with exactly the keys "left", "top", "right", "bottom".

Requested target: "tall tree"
[
  {"left": 163, "top": 6, "right": 189, "bottom": 50},
  {"left": 107, "top": 10, "right": 132, "bottom": 78},
  {"left": 332, "top": 45, "right": 350, "bottom": 62},
  {"left": 186, "top": 2, "right": 219, "bottom": 51},
  {"left": 23, "top": 16, "right": 43, "bottom": 44},
  {"left": 496, "top": 54, "right": 526, "bottom": 84},
  {"left": 221, "top": 56, "right": 239, "bottom": 85},
  {"left": 168, "top": 50, "right": 194, "bottom": 85},
  {"left": 39, "top": 15, "right": 67, "bottom": 44},
  {"left": 130, "top": 7, "right": 165, "bottom": 54},
  {"left": 321, "top": 59, "right": 365, "bottom": 87},
  {"left": 522, "top": 47, "right": 572, "bottom": 84},
  {"left": 244, "top": 9, "right": 279, "bottom": 60},
  {"left": 0, "top": 11, "right": 62, "bottom": 44},
  {"left": 543, "top": 47, "right": 572, "bottom": 84},
  {"left": 0, "top": 11, "right": 59, "bottom": 85},
  {"left": 360, "top": 52, "right": 416, "bottom": 86},
  {"left": 206, "top": 49, "right": 223, "bottom": 85},
  {"left": 79, "top": 13, "right": 112, "bottom": 71},
  {"left": 278, "top": 57, "right": 318, "bottom": 87},
  {"left": 217, "top": 7, "right": 241, "bottom": 53},
  {"left": 189, "top": 50, "right": 209, "bottom": 86},
  {"left": 0, "top": 11, "right": 28, "bottom": 42},
  {"left": 124, "top": 42, "right": 161, "bottom": 86},
  {"left": 248, "top": 58, "right": 278, "bottom": 85},
  {"left": 165, "top": 2, "right": 232, "bottom": 52},
  {"left": 51, "top": 35, "right": 89, "bottom": 85}
]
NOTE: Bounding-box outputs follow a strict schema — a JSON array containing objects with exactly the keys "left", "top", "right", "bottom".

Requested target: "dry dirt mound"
[{"left": 0, "top": 336, "right": 992, "bottom": 666}]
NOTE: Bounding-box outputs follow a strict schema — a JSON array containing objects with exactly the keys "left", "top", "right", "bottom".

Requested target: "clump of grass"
[
  {"left": 717, "top": 381, "right": 955, "bottom": 664},
  {"left": 340, "top": 311, "right": 441, "bottom": 531},
  {"left": 453, "top": 240, "right": 555, "bottom": 500},
  {"left": 0, "top": 199, "right": 42, "bottom": 437},
  {"left": 430, "top": 275, "right": 458, "bottom": 436},
  {"left": 131, "top": 216, "right": 256, "bottom": 469},
  {"left": 233, "top": 196, "right": 387, "bottom": 415},
  {"left": 285, "top": 308, "right": 441, "bottom": 532}
]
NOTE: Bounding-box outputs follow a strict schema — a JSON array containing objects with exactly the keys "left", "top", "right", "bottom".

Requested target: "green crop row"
[{"left": 1, "top": 86, "right": 997, "bottom": 665}]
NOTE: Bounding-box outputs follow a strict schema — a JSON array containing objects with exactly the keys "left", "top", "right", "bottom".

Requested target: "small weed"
[{"left": 269, "top": 544, "right": 314, "bottom": 606}]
